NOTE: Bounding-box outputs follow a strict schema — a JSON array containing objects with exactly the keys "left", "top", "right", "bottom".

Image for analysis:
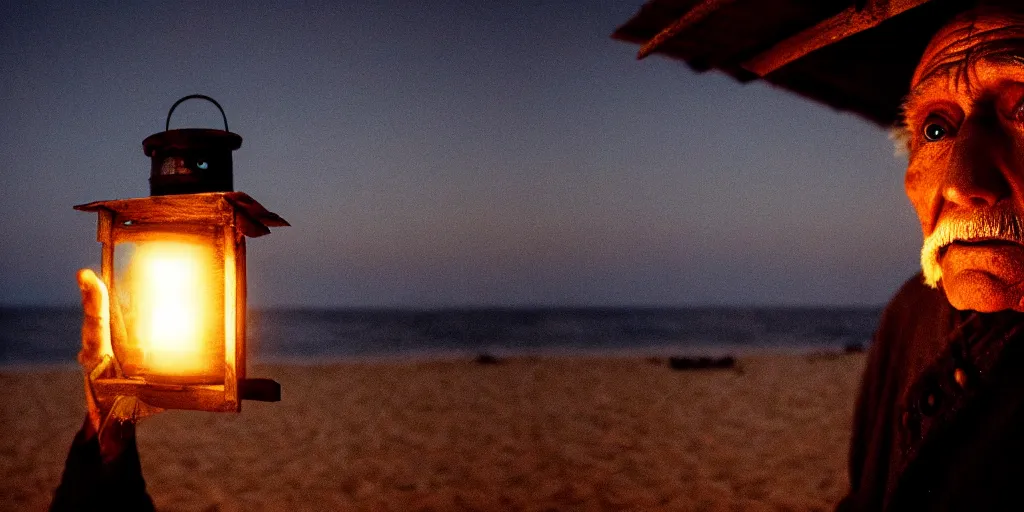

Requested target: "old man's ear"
[{"left": 889, "top": 125, "right": 912, "bottom": 158}]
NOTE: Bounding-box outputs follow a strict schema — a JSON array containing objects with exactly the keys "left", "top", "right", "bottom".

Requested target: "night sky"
[{"left": 1, "top": 1, "right": 920, "bottom": 308}]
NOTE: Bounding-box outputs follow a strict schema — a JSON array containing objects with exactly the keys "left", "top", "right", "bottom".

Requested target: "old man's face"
[{"left": 904, "top": 9, "right": 1024, "bottom": 312}]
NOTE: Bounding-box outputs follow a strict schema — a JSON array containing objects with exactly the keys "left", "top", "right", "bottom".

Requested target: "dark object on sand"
[
  {"left": 475, "top": 353, "right": 501, "bottom": 365},
  {"left": 844, "top": 342, "right": 866, "bottom": 354},
  {"left": 613, "top": 0, "right": 976, "bottom": 126},
  {"left": 668, "top": 355, "right": 736, "bottom": 370}
]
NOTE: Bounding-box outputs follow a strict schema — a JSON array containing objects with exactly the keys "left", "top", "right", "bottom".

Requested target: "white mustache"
[{"left": 921, "top": 209, "right": 1024, "bottom": 288}]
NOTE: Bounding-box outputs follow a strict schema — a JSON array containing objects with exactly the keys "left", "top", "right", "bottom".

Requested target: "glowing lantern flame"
[{"left": 129, "top": 240, "right": 216, "bottom": 379}]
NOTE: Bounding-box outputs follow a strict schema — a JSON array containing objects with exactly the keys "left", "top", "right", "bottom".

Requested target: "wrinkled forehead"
[{"left": 912, "top": 8, "right": 1024, "bottom": 89}]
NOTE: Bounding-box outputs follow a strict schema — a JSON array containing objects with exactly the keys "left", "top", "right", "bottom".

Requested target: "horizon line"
[{"left": 0, "top": 302, "right": 887, "bottom": 311}]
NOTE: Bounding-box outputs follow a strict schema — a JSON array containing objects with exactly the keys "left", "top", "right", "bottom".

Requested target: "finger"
[
  {"left": 77, "top": 269, "right": 113, "bottom": 368},
  {"left": 108, "top": 285, "right": 129, "bottom": 375}
]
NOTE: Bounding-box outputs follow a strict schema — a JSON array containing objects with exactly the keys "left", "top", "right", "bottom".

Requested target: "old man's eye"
[
  {"left": 196, "top": 161, "right": 209, "bottom": 170},
  {"left": 922, "top": 117, "right": 951, "bottom": 142},
  {"left": 923, "top": 124, "right": 946, "bottom": 141}
]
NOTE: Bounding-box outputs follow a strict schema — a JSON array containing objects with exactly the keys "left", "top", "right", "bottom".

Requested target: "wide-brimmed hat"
[{"left": 613, "top": 0, "right": 982, "bottom": 127}]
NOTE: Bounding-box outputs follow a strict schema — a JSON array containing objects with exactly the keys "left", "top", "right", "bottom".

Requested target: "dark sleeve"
[{"left": 50, "top": 416, "right": 154, "bottom": 512}]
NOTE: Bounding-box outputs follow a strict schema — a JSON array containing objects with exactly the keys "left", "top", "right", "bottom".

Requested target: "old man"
[
  {"left": 840, "top": 4, "right": 1024, "bottom": 510},
  {"left": 615, "top": 0, "right": 1024, "bottom": 509}
]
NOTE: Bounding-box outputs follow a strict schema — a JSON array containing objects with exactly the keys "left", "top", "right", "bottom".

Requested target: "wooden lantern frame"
[{"left": 75, "top": 191, "right": 286, "bottom": 412}]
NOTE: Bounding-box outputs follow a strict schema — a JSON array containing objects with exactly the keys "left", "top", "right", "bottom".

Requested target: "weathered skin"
[{"left": 903, "top": 9, "right": 1024, "bottom": 312}]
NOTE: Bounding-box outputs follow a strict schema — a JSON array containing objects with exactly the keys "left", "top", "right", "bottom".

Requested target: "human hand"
[{"left": 77, "top": 269, "right": 162, "bottom": 459}]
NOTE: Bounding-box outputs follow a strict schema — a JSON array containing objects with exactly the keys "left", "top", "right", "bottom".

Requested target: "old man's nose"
[
  {"left": 942, "top": 169, "right": 1007, "bottom": 207},
  {"left": 941, "top": 121, "right": 1011, "bottom": 208}
]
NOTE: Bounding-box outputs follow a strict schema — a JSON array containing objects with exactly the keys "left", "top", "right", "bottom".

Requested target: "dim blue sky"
[{"left": 1, "top": 0, "right": 920, "bottom": 308}]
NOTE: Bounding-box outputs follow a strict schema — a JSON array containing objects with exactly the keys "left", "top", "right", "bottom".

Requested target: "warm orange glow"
[
  {"left": 223, "top": 239, "right": 236, "bottom": 382},
  {"left": 129, "top": 240, "right": 217, "bottom": 379}
]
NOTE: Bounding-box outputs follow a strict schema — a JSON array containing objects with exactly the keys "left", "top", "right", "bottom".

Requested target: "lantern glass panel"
[{"left": 112, "top": 229, "right": 226, "bottom": 384}]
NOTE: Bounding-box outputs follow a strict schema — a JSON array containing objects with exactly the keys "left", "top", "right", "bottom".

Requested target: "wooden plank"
[
  {"left": 96, "top": 208, "right": 113, "bottom": 244},
  {"left": 99, "top": 210, "right": 114, "bottom": 286},
  {"left": 637, "top": 0, "right": 739, "bottom": 60},
  {"left": 223, "top": 224, "right": 240, "bottom": 411},
  {"left": 224, "top": 192, "right": 290, "bottom": 228},
  {"left": 742, "top": 0, "right": 931, "bottom": 76},
  {"left": 233, "top": 208, "right": 272, "bottom": 238},
  {"left": 92, "top": 378, "right": 236, "bottom": 412},
  {"left": 111, "top": 223, "right": 219, "bottom": 244},
  {"left": 77, "top": 191, "right": 286, "bottom": 238},
  {"left": 76, "top": 193, "right": 233, "bottom": 225},
  {"left": 236, "top": 234, "right": 248, "bottom": 388}
]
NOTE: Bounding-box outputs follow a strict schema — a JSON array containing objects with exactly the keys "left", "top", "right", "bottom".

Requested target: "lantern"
[{"left": 75, "top": 95, "right": 287, "bottom": 412}]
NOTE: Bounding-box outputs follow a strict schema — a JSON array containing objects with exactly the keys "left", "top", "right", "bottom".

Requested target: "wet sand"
[{"left": 1, "top": 353, "right": 864, "bottom": 511}]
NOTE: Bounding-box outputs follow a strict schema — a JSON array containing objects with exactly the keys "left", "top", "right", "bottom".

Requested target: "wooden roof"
[
  {"left": 612, "top": 0, "right": 975, "bottom": 126},
  {"left": 75, "top": 192, "right": 289, "bottom": 238}
]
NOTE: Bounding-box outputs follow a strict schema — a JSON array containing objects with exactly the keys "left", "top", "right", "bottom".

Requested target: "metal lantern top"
[{"left": 142, "top": 95, "right": 243, "bottom": 196}]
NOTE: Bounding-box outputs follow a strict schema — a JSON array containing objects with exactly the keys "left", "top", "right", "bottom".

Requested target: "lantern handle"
[{"left": 165, "top": 94, "right": 230, "bottom": 132}]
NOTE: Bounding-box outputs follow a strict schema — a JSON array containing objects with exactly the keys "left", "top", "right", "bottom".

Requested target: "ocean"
[{"left": 0, "top": 306, "right": 881, "bottom": 367}]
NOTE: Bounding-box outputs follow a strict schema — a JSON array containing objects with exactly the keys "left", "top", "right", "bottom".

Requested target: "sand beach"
[{"left": 1, "top": 353, "right": 864, "bottom": 511}]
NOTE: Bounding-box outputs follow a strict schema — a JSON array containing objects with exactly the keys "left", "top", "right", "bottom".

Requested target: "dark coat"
[
  {"left": 839, "top": 274, "right": 1024, "bottom": 511},
  {"left": 50, "top": 418, "right": 153, "bottom": 511}
]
